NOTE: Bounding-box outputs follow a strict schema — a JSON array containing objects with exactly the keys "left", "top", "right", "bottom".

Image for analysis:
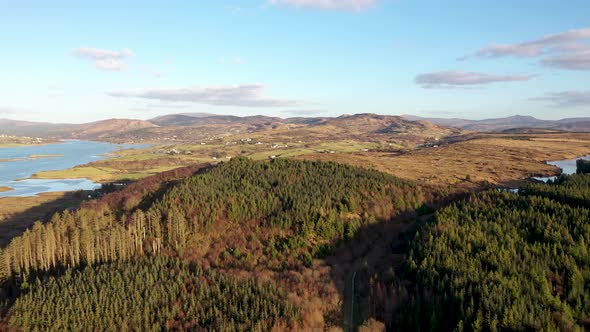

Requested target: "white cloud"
[
  {"left": 268, "top": 0, "right": 377, "bottom": 11},
  {"left": 463, "top": 43, "right": 545, "bottom": 59},
  {"left": 530, "top": 90, "right": 590, "bottom": 107},
  {"left": 415, "top": 71, "right": 534, "bottom": 88},
  {"left": 541, "top": 50, "right": 590, "bottom": 70},
  {"left": 95, "top": 59, "right": 128, "bottom": 71},
  {"left": 0, "top": 107, "right": 18, "bottom": 115},
  {"left": 461, "top": 28, "right": 590, "bottom": 71},
  {"left": 281, "top": 109, "right": 324, "bottom": 116},
  {"left": 107, "top": 84, "right": 301, "bottom": 108},
  {"left": 72, "top": 47, "right": 134, "bottom": 71},
  {"left": 72, "top": 47, "right": 134, "bottom": 60}
]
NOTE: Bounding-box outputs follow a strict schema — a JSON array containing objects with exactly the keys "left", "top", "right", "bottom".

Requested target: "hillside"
[
  {"left": 398, "top": 174, "right": 590, "bottom": 330},
  {"left": 149, "top": 113, "right": 443, "bottom": 135},
  {"left": 149, "top": 113, "right": 281, "bottom": 128},
  {"left": 0, "top": 113, "right": 456, "bottom": 147},
  {"left": 302, "top": 113, "right": 440, "bottom": 135},
  {"left": 0, "top": 158, "right": 423, "bottom": 330},
  {"left": 69, "top": 118, "right": 158, "bottom": 140},
  {"left": 88, "top": 113, "right": 458, "bottom": 149},
  {"left": 2, "top": 155, "right": 590, "bottom": 329},
  {"left": 0, "top": 119, "right": 50, "bottom": 128},
  {"left": 402, "top": 114, "right": 590, "bottom": 132},
  {"left": 10, "top": 257, "right": 297, "bottom": 331},
  {"left": 0, "top": 119, "right": 79, "bottom": 137}
]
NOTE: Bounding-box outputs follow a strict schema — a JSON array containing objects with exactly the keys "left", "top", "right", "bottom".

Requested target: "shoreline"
[
  {"left": 0, "top": 139, "right": 61, "bottom": 149},
  {"left": 0, "top": 141, "right": 156, "bottom": 196},
  {"left": 0, "top": 141, "right": 113, "bottom": 194},
  {"left": 0, "top": 186, "right": 14, "bottom": 193}
]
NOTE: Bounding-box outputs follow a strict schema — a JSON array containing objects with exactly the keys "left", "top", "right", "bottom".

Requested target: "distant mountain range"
[
  {"left": 0, "top": 113, "right": 453, "bottom": 143},
  {"left": 401, "top": 115, "right": 590, "bottom": 132},
  {"left": 2, "top": 113, "right": 588, "bottom": 143}
]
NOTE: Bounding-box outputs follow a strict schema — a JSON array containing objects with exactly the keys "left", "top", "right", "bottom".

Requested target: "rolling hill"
[
  {"left": 0, "top": 119, "right": 79, "bottom": 137},
  {"left": 149, "top": 113, "right": 281, "bottom": 127},
  {"left": 0, "top": 113, "right": 457, "bottom": 145},
  {"left": 402, "top": 114, "right": 590, "bottom": 132},
  {"left": 69, "top": 119, "right": 158, "bottom": 140},
  {"left": 0, "top": 118, "right": 156, "bottom": 141},
  {"left": 0, "top": 158, "right": 424, "bottom": 330}
]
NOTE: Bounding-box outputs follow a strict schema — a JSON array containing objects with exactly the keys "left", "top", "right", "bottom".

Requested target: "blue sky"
[{"left": 0, "top": 0, "right": 589, "bottom": 123}]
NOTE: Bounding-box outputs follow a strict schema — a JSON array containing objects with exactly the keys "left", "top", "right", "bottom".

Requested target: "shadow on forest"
[
  {"left": 0, "top": 164, "right": 211, "bottom": 250},
  {"left": 0, "top": 193, "right": 84, "bottom": 249},
  {"left": 324, "top": 189, "right": 485, "bottom": 330},
  {"left": 325, "top": 210, "right": 429, "bottom": 330}
]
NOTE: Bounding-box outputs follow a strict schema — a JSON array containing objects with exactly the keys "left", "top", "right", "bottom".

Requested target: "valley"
[{"left": 1, "top": 113, "right": 590, "bottom": 330}]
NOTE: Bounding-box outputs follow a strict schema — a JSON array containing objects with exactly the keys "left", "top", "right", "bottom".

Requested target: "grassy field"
[
  {"left": 294, "top": 133, "right": 590, "bottom": 190},
  {"left": 28, "top": 133, "right": 590, "bottom": 191},
  {"left": 0, "top": 143, "right": 44, "bottom": 148},
  {"left": 0, "top": 144, "right": 26, "bottom": 148},
  {"left": 0, "top": 136, "right": 55, "bottom": 148},
  {"left": 29, "top": 139, "right": 382, "bottom": 182},
  {"left": 30, "top": 166, "right": 120, "bottom": 182}
]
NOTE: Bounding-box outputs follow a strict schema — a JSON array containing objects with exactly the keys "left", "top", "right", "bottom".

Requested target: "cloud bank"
[
  {"left": 108, "top": 84, "right": 300, "bottom": 108},
  {"left": 461, "top": 28, "right": 590, "bottom": 70},
  {"left": 268, "top": 0, "right": 377, "bottom": 11},
  {"left": 415, "top": 71, "right": 533, "bottom": 88},
  {"left": 72, "top": 47, "right": 134, "bottom": 71},
  {"left": 530, "top": 90, "right": 590, "bottom": 108}
]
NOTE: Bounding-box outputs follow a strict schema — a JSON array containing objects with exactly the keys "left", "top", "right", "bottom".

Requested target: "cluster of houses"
[{"left": 0, "top": 134, "right": 43, "bottom": 144}]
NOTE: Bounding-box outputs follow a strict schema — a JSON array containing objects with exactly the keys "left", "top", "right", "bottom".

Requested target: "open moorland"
[
  {"left": 296, "top": 132, "right": 590, "bottom": 189},
  {"left": 29, "top": 121, "right": 590, "bottom": 191},
  {"left": 27, "top": 114, "right": 455, "bottom": 181}
]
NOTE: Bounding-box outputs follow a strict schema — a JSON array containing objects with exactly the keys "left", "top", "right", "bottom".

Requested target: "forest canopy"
[
  {"left": 9, "top": 256, "right": 298, "bottom": 331},
  {"left": 0, "top": 157, "right": 423, "bottom": 278},
  {"left": 400, "top": 173, "right": 590, "bottom": 331},
  {"left": 0, "top": 157, "right": 425, "bottom": 330}
]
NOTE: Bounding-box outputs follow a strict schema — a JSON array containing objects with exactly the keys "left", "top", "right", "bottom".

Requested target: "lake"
[
  {"left": 0, "top": 140, "right": 149, "bottom": 197},
  {"left": 533, "top": 154, "right": 590, "bottom": 182}
]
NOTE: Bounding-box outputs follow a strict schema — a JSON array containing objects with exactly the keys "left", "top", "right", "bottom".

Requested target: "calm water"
[
  {"left": 533, "top": 155, "right": 590, "bottom": 182},
  {"left": 0, "top": 141, "right": 149, "bottom": 197}
]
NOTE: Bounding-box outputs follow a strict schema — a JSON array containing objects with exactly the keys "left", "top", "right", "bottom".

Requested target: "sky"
[{"left": 0, "top": 0, "right": 589, "bottom": 123}]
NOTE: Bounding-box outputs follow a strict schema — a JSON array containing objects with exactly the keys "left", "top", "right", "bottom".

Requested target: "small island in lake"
[{"left": 28, "top": 154, "right": 64, "bottom": 160}]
